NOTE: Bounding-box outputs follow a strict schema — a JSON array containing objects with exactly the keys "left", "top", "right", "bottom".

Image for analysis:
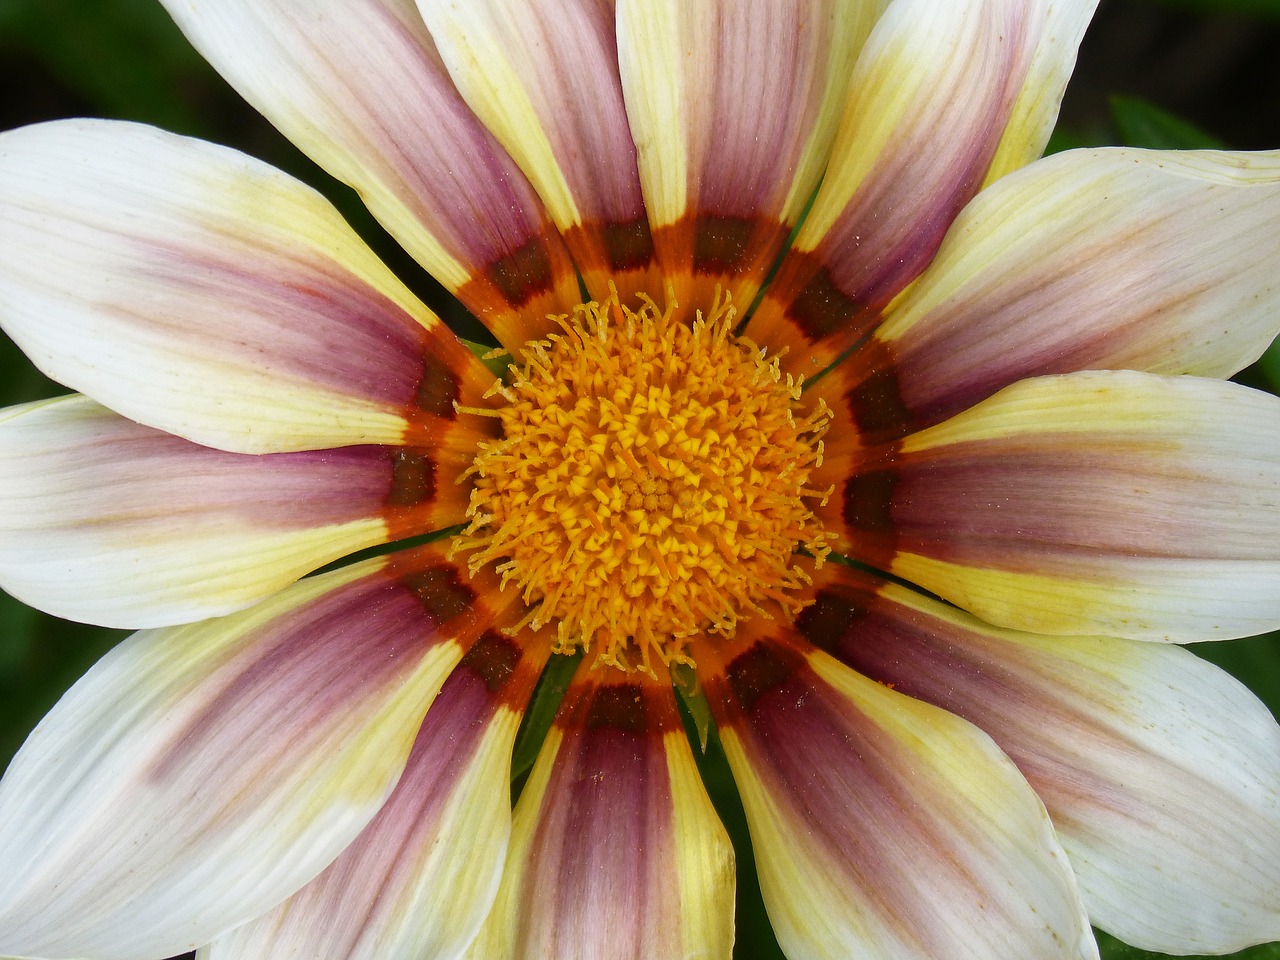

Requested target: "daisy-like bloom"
[{"left": 4, "top": 0, "right": 1280, "bottom": 958}]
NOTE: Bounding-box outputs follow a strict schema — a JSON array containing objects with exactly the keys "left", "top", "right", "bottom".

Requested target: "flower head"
[{"left": 2, "top": 2, "right": 1280, "bottom": 959}]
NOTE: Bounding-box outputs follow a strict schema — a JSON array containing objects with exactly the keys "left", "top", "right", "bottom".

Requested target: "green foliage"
[
  {"left": 672, "top": 660, "right": 714, "bottom": 751},
  {"left": 508, "top": 652, "right": 579, "bottom": 795},
  {"left": 1110, "top": 95, "right": 1228, "bottom": 150},
  {"left": 1257, "top": 339, "right": 1280, "bottom": 394},
  {"left": 0, "top": 0, "right": 212, "bottom": 133},
  {"left": 1098, "top": 931, "right": 1280, "bottom": 959}
]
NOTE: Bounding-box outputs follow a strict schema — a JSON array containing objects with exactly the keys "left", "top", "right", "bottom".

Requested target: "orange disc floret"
[{"left": 454, "top": 287, "right": 832, "bottom": 674}]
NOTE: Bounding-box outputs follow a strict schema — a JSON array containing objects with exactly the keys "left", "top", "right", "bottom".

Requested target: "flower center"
[{"left": 455, "top": 289, "right": 832, "bottom": 674}]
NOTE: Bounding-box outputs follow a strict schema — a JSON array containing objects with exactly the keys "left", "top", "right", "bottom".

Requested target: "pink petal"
[
  {"left": 697, "top": 629, "right": 1095, "bottom": 960},
  {"left": 796, "top": 565, "right": 1280, "bottom": 955},
  {"left": 0, "top": 119, "right": 497, "bottom": 453},
  {"left": 0, "top": 395, "right": 470, "bottom": 628},
  {"left": 159, "top": 0, "right": 581, "bottom": 347},
  {"left": 469, "top": 662, "right": 735, "bottom": 959},
  {"left": 0, "top": 547, "right": 520, "bottom": 960},
  {"left": 206, "top": 632, "right": 546, "bottom": 960},
  {"left": 834, "top": 371, "right": 1280, "bottom": 641}
]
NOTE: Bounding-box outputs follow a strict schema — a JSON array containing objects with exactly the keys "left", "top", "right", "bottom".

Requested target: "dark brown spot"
[
  {"left": 693, "top": 215, "right": 754, "bottom": 276},
  {"left": 786, "top": 259, "right": 869, "bottom": 341},
  {"left": 844, "top": 340, "right": 912, "bottom": 441},
  {"left": 457, "top": 630, "right": 522, "bottom": 694},
  {"left": 585, "top": 683, "right": 648, "bottom": 734},
  {"left": 795, "top": 588, "right": 866, "bottom": 654},
  {"left": 415, "top": 351, "right": 460, "bottom": 418},
  {"left": 725, "top": 641, "right": 802, "bottom": 714},
  {"left": 386, "top": 449, "right": 437, "bottom": 508},
  {"left": 601, "top": 217, "right": 655, "bottom": 273},
  {"left": 842, "top": 467, "right": 898, "bottom": 534},
  {"left": 485, "top": 235, "right": 555, "bottom": 307},
  {"left": 841, "top": 463, "right": 899, "bottom": 571},
  {"left": 401, "top": 564, "right": 476, "bottom": 627}
]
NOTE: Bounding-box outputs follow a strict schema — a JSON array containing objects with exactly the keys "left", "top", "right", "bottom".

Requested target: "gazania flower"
[{"left": 3, "top": 0, "right": 1280, "bottom": 958}]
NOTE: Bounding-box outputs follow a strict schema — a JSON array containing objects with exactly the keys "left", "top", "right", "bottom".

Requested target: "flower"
[{"left": 2, "top": 0, "right": 1280, "bottom": 958}]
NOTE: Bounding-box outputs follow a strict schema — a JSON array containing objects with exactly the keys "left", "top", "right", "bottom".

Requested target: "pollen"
[{"left": 453, "top": 288, "right": 833, "bottom": 675}]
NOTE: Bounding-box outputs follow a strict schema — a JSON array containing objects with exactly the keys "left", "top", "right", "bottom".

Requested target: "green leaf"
[
  {"left": 671, "top": 660, "right": 713, "bottom": 752},
  {"left": 1109, "top": 95, "right": 1227, "bottom": 151},
  {"left": 508, "top": 651, "right": 579, "bottom": 796},
  {"left": 1254, "top": 338, "right": 1280, "bottom": 395},
  {"left": 0, "top": 590, "right": 123, "bottom": 769},
  {"left": 1097, "top": 930, "right": 1280, "bottom": 959},
  {"left": 461, "top": 337, "right": 512, "bottom": 378},
  {"left": 0, "top": 0, "right": 217, "bottom": 135}
]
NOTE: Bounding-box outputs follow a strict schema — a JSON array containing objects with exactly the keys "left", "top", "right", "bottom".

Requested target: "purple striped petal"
[
  {"left": 418, "top": 0, "right": 659, "bottom": 299},
  {"left": 0, "top": 395, "right": 471, "bottom": 628},
  {"left": 747, "top": 0, "right": 1045, "bottom": 368},
  {"left": 617, "top": 0, "right": 880, "bottom": 307},
  {"left": 468, "top": 663, "right": 735, "bottom": 959},
  {"left": 0, "top": 547, "right": 516, "bottom": 960},
  {"left": 794, "top": 565, "right": 1280, "bottom": 955},
  {"left": 697, "top": 629, "right": 1095, "bottom": 960},
  {"left": 834, "top": 371, "right": 1280, "bottom": 641},
  {"left": 159, "top": 0, "right": 581, "bottom": 348},
  {"left": 0, "top": 120, "right": 497, "bottom": 454},
  {"left": 825, "top": 146, "right": 1280, "bottom": 441},
  {"left": 205, "top": 632, "right": 545, "bottom": 960}
]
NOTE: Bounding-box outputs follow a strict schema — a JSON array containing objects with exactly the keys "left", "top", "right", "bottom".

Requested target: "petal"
[
  {"left": 159, "top": 0, "right": 581, "bottom": 347},
  {"left": 467, "top": 663, "right": 735, "bottom": 960},
  {"left": 795, "top": 565, "right": 1280, "bottom": 955},
  {"left": 0, "top": 395, "right": 471, "bottom": 629},
  {"left": 836, "top": 371, "right": 1280, "bottom": 641},
  {"left": 747, "top": 0, "right": 1058, "bottom": 369},
  {"left": 418, "top": 0, "right": 658, "bottom": 298},
  {"left": 982, "top": 0, "right": 1099, "bottom": 185},
  {"left": 205, "top": 631, "right": 546, "bottom": 960},
  {"left": 0, "top": 119, "right": 497, "bottom": 454},
  {"left": 0, "top": 547, "right": 515, "bottom": 960},
  {"left": 616, "top": 0, "right": 882, "bottom": 307},
  {"left": 696, "top": 629, "right": 1096, "bottom": 960},
  {"left": 823, "top": 146, "right": 1280, "bottom": 441}
]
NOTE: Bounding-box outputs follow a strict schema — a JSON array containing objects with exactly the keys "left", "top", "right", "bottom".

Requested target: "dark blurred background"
[{"left": 2, "top": 2, "right": 1280, "bottom": 959}]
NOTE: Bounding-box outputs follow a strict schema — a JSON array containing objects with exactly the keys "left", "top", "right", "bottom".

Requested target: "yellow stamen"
[{"left": 453, "top": 287, "right": 832, "bottom": 675}]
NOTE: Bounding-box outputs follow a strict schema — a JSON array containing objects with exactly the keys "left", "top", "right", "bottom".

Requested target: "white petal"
[
  {"left": 206, "top": 633, "right": 542, "bottom": 960},
  {"left": 0, "top": 549, "right": 506, "bottom": 960},
  {"left": 797, "top": 566, "right": 1280, "bottom": 954},
  {"left": 0, "top": 395, "right": 468, "bottom": 628},
  {"left": 159, "top": 0, "right": 581, "bottom": 346},
  {"left": 840, "top": 146, "right": 1280, "bottom": 435},
  {"left": 699, "top": 631, "right": 1095, "bottom": 960},
  {"left": 0, "top": 119, "right": 494, "bottom": 454}
]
